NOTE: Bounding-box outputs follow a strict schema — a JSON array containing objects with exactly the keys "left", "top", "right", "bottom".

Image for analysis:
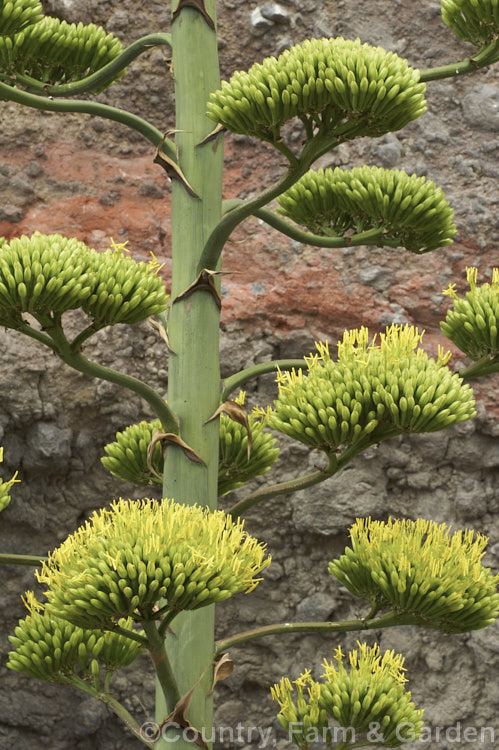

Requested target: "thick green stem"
[
  {"left": 215, "top": 611, "right": 420, "bottom": 656},
  {"left": 14, "top": 321, "right": 60, "bottom": 352},
  {"left": 222, "top": 359, "right": 306, "bottom": 400},
  {"left": 419, "top": 39, "right": 499, "bottom": 82},
  {"left": 227, "top": 453, "right": 338, "bottom": 519},
  {"left": 14, "top": 33, "right": 172, "bottom": 97},
  {"left": 159, "top": 2, "right": 223, "bottom": 748},
  {"left": 143, "top": 620, "right": 181, "bottom": 712},
  {"left": 252, "top": 209, "right": 387, "bottom": 248},
  {"left": 0, "top": 81, "right": 174, "bottom": 155},
  {"left": 42, "top": 323, "right": 179, "bottom": 432},
  {"left": 227, "top": 438, "right": 375, "bottom": 518},
  {"left": 60, "top": 352, "right": 179, "bottom": 432},
  {"left": 102, "top": 692, "right": 155, "bottom": 748},
  {"left": 459, "top": 355, "right": 499, "bottom": 379},
  {"left": 102, "top": 624, "right": 149, "bottom": 647},
  {"left": 198, "top": 132, "right": 344, "bottom": 272},
  {"left": 0, "top": 552, "right": 47, "bottom": 566},
  {"left": 68, "top": 675, "right": 154, "bottom": 748}
]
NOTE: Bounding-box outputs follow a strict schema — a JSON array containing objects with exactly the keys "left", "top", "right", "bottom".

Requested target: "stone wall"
[{"left": 0, "top": 1, "right": 498, "bottom": 748}]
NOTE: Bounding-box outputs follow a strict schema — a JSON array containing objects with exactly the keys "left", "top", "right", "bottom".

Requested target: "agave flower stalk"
[{"left": 159, "top": 1, "right": 224, "bottom": 746}]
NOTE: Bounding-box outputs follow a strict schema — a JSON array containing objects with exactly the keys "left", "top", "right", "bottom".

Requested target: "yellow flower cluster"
[
  {"left": 0, "top": 13, "right": 122, "bottom": 88},
  {"left": 441, "top": 267, "right": 498, "bottom": 361},
  {"left": 270, "top": 325, "right": 475, "bottom": 453},
  {"left": 441, "top": 0, "right": 499, "bottom": 46},
  {"left": 0, "top": 0, "right": 43, "bottom": 37},
  {"left": 0, "top": 446, "right": 19, "bottom": 513},
  {"left": 329, "top": 517, "right": 499, "bottom": 632},
  {"left": 37, "top": 498, "right": 271, "bottom": 629},
  {"left": 207, "top": 37, "right": 425, "bottom": 143},
  {"left": 271, "top": 643, "right": 424, "bottom": 749}
]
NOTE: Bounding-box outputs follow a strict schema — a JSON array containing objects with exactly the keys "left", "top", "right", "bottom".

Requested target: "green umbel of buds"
[
  {"left": 271, "top": 643, "right": 424, "bottom": 750},
  {"left": 207, "top": 37, "right": 426, "bottom": 144},
  {"left": 441, "top": 0, "right": 499, "bottom": 46},
  {"left": 0, "top": 15, "right": 122, "bottom": 88},
  {"left": 0, "top": 233, "right": 95, "bottom": 316},
  {"left": 81, "top": 242, "right": 169, "bottom": 325},
  {"left": 218, "top": 401, "right": 279, "bottom": 495},
  {"left": 0, "top": 0, "right": 43, "bottom": 37},
  {"left": 441, "top": 267, "right": 499, "bottom": 360},
  {"left": 330, "top": 517, "right": 499, "bottom": 633},
  {"left": 0, "top": 233, "right": 169, "bottom": 326},
  {"left": 101, "top": 393, "right": 279, "bottom": 495},
  {"left": 277, "top": 166, "right": 456, "bottom": 253},
  {"left": 7, "top": 593, "right": 143, "bottom": 682},
  {"left": 102, "top": 418, "right": 165, "bottom": 487},
  {"left": 270, "top": 325, "right": 476, "bottom": 454},
  {"left": 0, "top": 446, "right": 19, "bottom": 513},
  {"left": 36, "top": 498, "right": 271, "bottom": 629}
]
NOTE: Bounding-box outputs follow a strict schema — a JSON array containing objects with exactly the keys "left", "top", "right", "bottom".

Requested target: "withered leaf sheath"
[{"left": 102, "top": 393, "right": 279, "bottom": 495}]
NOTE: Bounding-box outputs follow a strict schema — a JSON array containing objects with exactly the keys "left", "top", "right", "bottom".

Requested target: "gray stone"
[
  {"left": 138, "top": 179, "right": 164, "bottom": 199},
  {"left": 24, "top": 422, "right": 72, "bottom": 473},
  {"left": 250, "top": 7, "right": 273, "bottom": 32},
  {"left": 295, "top": 592, "right": 337, "bottom": 621},
  {"left": 291, "top": 462, "right": 389, "bottom": 534},
  {"left": 261, "top": 3, "right": 291, "bottom": 23},
  {"left": 455, "top": 477, "right": 488, "bottom": 520},
  {"left": 357, "top": 265, "right": 393, "bottom": 291},
  {"left": 415, "top": 111, "right": 450, "bottom": 143},
  {"left": 463, "top": 84, "right": 499, "bottom": 132},
  {"left": 375, "top": 134, "right": 402, "bottom": 167},
  {"left": 447, "top": 433, "right": 499, "bottom": 469},
  {"left": 0, "top": 205, "right": 23, "bottom": 222}
]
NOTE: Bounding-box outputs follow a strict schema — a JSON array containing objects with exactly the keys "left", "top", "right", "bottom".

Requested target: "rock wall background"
[{"left": 0, "top": 0, "right": 498, "bottom": 748}]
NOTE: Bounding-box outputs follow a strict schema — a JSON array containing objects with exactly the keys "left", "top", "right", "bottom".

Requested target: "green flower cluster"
[
  {"left": 330, "top": 517, "right": 499, "bottom": 633},
  {"left": 0, "top": 0, "right": 42, "bottom": 37},
  {"left": 0, "top": 446, "right": 19, "bottom": 513},
  {"left": 441, "top": 267, "right": 499, "bottom": 361},
  {"left": 36, "top": 498, "right": 271, "bottom": 629},
  {"left": 102, "top": 418, "right": 165, "bottom": 488},
  {"left": 271, "top": 643, "right": 424, "bottom": 750},
  {"left": 101, "top": 393, "right": 279, "bottom": 496},
  {"left": 0, "top": 14, "right": 122, "bottom": 87},
  {"left": 270, "top": 325, "right": 475, "bottom": 453},
  {"left": 277, "top": 166, "right": 456, "bottom": 253},
  {"left": 441, "top": 0, "right": 499, "bottom": 46},
  {"left": 0, "top": 233, "right": 169, "bottom": 326},
  {"left": 207, "top": 37, "right": 426, "bottom": 143},
  {"left": 8, "top": 593, "right": 143, "bottom": 682},
  {"left": 218, "top": 401, "right": 279, "bottom": 495}
]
